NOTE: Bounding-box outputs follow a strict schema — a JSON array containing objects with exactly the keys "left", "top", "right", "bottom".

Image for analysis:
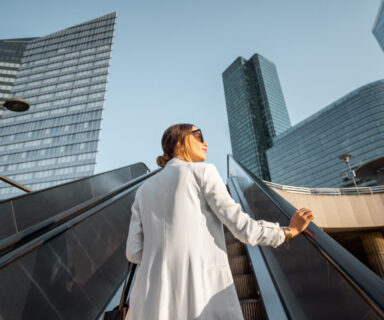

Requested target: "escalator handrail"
[
  {"left": 227, "top": 154, "right": 384, "bottom": 314},
  {"left": 0, "top": 168, "right": 161, "bottom": 264}
]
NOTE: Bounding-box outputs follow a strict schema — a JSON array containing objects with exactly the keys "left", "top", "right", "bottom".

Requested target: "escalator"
[
  {"left": 226, "top": 154, "right": 384, "bottom": 320},
  {"left": 1, "top": 156, "right": 384, "bottom": 319},
  {"left": 0, "top": 163, "right": 158, "bottom": 320}
]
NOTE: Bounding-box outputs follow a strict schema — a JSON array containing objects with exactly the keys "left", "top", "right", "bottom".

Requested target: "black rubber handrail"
[
  {"left": 0, "top": 168, "right": 160, "bottom": 268},
  {"left": 227, "top": 154, "right": 384, "bottom": 316}
]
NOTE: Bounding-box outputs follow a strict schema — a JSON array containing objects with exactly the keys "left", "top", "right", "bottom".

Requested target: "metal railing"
[
  {"left": 264, "top": 180, "right": 384, "bottom": 195},
  {"left": 0, "top": 175, "right": 32, "bottom": 193}
]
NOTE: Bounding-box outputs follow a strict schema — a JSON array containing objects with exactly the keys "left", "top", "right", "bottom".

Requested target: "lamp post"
[
  {"left": 338, "top": 153, "right": 358, "bottom": 189},
  {"left": 0, "top": 97, "right": 32, "bottom": 193},
  {"left": 0, "top": 97, "right": 30, "bottom": 116}
]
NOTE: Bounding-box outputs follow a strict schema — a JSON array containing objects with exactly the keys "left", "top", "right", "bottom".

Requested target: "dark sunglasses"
[{"left": 191, "top": 129, "right": 204, "bottom": 143}]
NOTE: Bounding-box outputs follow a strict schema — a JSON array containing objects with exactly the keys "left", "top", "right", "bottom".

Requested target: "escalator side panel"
[
  {"left": 0, "top": 187, "right": 137, "bottom": 320},
  {"left": 0, "top": 201, "right": 16, "bottom": 239}
]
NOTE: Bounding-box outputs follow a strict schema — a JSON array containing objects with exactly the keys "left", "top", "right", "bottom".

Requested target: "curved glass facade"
[
  {"left": 0, "top": 13, "right": 116, "bottom": 200},
  {"left": 266, "top": 80, "right": 384, "bottom": 188}
]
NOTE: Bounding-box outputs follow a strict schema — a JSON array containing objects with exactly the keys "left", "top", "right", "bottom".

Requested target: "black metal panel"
[
  {"left": 227, "top": 155, "right": 384, "bottom": 319},
  {"left": 0, "top": 201, "right": 16, "bottom": 238}
]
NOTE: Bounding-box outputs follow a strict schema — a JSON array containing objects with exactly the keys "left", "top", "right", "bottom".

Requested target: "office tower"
[
  {"left": 0, "top": 38, "right": 35, "bottom": 107},
  {"left": 373, "top": 0, "right": 384, "bottom": 51},
  {"left": 222, "top": 53, "right": 291, "bottom": 180},
  {"left": 267, "top": 80, "right": 384, "bottom": 188},
  {"left": 0, "top": 12, "right": 116, "bottom": 200}
]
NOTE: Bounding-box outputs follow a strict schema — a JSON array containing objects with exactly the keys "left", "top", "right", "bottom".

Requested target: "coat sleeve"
[
  {"left": 202, "top": 163, "right": 285, "bottom": 248},
  {"left": 126, "top": 188, "right": 144, "bottom": 264}
]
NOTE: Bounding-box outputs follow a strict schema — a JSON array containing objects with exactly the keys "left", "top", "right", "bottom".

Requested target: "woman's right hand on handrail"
[{"left": 288, "top": 208, "right": 314, "bottom": 238}]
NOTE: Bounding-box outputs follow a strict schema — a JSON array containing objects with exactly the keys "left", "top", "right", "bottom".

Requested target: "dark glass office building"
[
  {"left": 0, "top": 13, "right": 116, "bottom": 200},
  {"left": 373, "top": 0, "right": 384, "bottom": 51},
  {"left": 267, "top": 80, "right": 384, "bottom": 188},
  {"left": 222, "top": 53, "right": 291, "bottom": 180},
  {"left": 0, "top": 38, "right": 35, "bottom": 108}
]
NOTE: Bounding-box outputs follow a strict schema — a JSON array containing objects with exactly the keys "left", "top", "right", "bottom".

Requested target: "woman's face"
[{"left": 187, "top": 126, "right": 208, "bottom": 162}]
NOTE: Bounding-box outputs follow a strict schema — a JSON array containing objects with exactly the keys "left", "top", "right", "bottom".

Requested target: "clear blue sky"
[{"left": 1, "top": 0, "right": 383, "bottom": 179}]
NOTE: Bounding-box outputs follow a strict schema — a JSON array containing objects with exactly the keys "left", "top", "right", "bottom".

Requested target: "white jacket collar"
[{"left": 166, "top": 157, "right": 187, "bottom": 166}]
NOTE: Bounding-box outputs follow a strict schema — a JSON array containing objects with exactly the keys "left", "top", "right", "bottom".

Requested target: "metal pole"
[
  {"left": 0, "top": 176, "right": 32, "bottom": 193},
  {"left": 345, "top": 159, "right": 358, "bottom": 189},
  {"left": 338, "top": 153, "right": 359, "bottom": 193}
]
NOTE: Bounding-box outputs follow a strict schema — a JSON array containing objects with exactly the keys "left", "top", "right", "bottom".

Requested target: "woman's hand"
[{"left": 289, "top": 208, "right": 314, "bottom": 238}]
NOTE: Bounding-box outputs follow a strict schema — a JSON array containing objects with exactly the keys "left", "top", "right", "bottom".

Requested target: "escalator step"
[
  {"left": 229, "top": 255, "right": 251, "bottom": 275},
  {"left": 240, "top": 299, "right": 265, "bottom": 320},
  {"left": 233, "top": 274, "right": 257, "bottom": 299},
  {"left": 227, "top": 242, "right": 246, "bottom": 256}
]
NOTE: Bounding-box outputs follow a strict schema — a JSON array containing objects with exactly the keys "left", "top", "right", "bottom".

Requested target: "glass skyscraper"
[
  {"left": 222, "top": 53, "right": 291, "bottom": 180},
  {"left": 267, "top": 80, "right": 384, "bottom": 188},
  {"left": 0, "top": 12, "right": 116, "bottom": 200},
  {"left": 0, "top": 38, "right": 35, "bottom": 108},
  {"left": 373, "top": 0, "right": 384, "bottom": 51}
]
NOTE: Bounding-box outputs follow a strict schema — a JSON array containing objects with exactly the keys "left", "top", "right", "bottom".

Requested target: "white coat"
[{"left": 125, "top": 157, "right": 285, "bottom": 320}]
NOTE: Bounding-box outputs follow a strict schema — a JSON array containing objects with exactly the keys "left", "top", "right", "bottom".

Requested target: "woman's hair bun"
[{"left": 157, "top": 153, "right": 172, "bottom": 168}]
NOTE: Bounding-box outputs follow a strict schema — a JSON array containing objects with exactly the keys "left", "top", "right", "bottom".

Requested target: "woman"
[{"left": 125, "top": 123, "right": 313, "bottom": 320}]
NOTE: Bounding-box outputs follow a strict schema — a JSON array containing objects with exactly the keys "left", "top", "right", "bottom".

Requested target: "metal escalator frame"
[
  {"left": 0, "top": 168, "right": 161, "bottom": 270},
  {"left": 227, "top": 154, "right": 384, "bottom": 318}
]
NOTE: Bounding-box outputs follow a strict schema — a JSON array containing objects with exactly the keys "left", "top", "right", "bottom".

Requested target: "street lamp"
[
  {"left": 0, "top": 97, "right": 30, "bottom": 116},
  {"left": 338, "top": 153, "right": 358, "bottom": 189},
  {"left": 0, "top": 97, "right": 32, "bottom": 193}
]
